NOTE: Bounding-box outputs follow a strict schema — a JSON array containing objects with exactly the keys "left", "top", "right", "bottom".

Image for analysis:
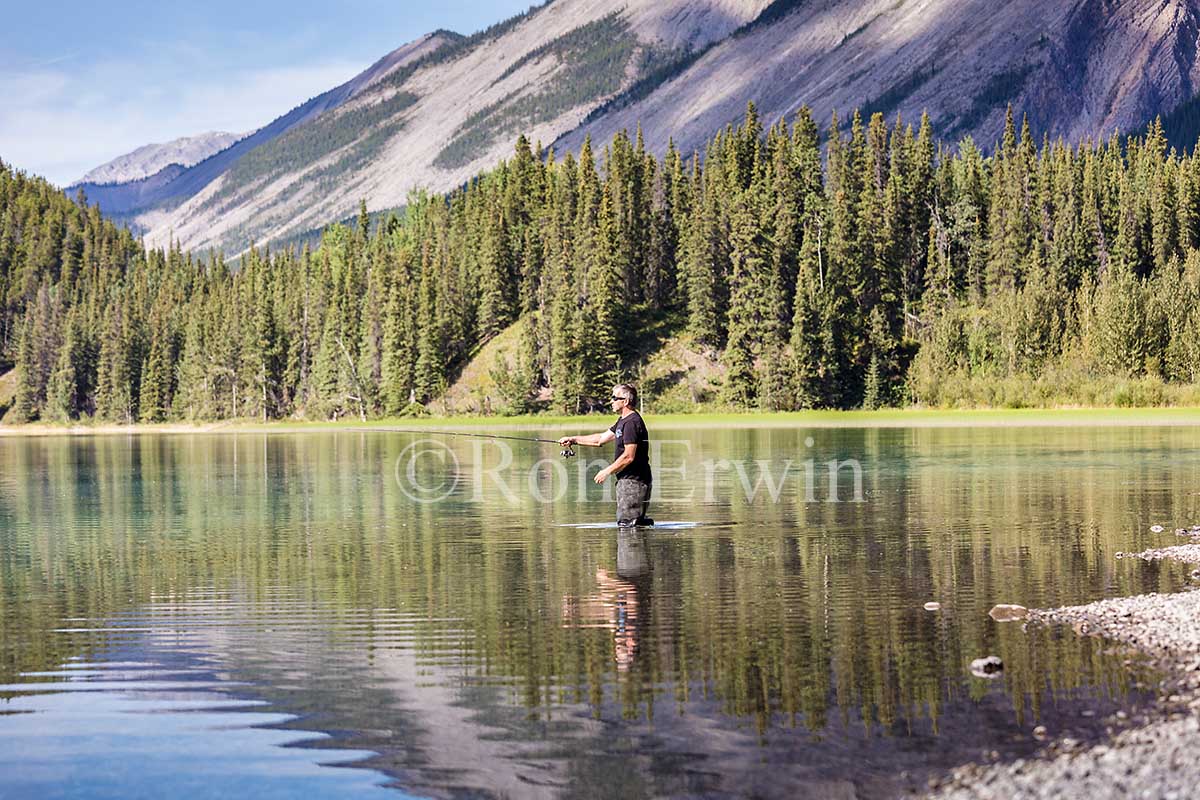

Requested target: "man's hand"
[
  {"left": 594, "top": 469, "right": 609, "bottom": 484},
  {"left": 559, "top": 436, "right": 576, "bottom": 447}
]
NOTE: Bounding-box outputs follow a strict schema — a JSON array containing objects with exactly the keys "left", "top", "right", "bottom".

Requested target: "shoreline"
[
  {"left": 5, "top": 407, "right": 1200, "bottom": 437},
  {"left": 928, "top": 537, "right": 1200, "bottom": 800}
]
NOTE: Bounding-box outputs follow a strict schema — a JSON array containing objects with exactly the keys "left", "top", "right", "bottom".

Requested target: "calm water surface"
[{"left": 0, "top": 426, "right": 1196, "bottom": 798}]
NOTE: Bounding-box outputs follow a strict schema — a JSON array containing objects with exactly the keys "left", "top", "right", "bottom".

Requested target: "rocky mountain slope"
[
  {"left": 556, "top": 0, "right": 1200, "bottom": 160},
  {"left": 74, "top": 0, "right": 1200, "bottom": 255},
  {"left": 76, "top": 131, "right": 241, "bottom": 185}
]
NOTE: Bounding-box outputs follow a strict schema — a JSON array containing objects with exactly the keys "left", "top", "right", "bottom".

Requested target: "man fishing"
[{"left": 559, "top": 383, "right": 653, "bottom": 527}]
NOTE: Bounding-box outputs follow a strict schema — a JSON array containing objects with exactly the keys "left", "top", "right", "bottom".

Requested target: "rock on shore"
[{"left": 927, "top": 570, "right": 1200, "bottom": 799}]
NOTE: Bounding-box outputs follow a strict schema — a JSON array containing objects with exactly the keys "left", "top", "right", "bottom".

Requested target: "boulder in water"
[
  {"left": 989, "top": 604, "right": 1029, "bottom": 622},
  {"left": 970, "top": 655, "right": 1004, "bottom": 678}
]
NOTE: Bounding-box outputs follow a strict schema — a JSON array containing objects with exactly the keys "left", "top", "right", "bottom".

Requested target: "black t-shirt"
[{"left": 609, "top": 411, "right": 652, "bottom": 483}]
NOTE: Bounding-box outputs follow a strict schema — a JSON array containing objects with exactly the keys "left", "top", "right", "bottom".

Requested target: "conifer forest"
[{"left": 3, "top": 104, "right": 1200, "bottom": 423}]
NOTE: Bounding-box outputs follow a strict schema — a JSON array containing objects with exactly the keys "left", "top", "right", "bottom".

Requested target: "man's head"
[{"left": 610, "top": 383, "right": 638, "bottom": 413}]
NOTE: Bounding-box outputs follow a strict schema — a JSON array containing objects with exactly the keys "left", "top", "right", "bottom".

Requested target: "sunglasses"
[{"left": 611, "top": 395, "right": 627, "bottom": 402}]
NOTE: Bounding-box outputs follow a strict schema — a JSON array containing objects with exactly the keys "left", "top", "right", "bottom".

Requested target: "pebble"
[
  {"left": 1151, "top": 524, "right": 1165, "bottom": 533},
  {"left": 924, "top": 601, "right": 941, "bottom": 611}
]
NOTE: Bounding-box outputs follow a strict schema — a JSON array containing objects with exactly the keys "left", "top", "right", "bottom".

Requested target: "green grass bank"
[{"left": 6, "top": 407, "right": 1200, "bottom": 437}]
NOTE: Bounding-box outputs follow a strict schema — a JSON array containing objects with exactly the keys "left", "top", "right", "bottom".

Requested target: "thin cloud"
[
  {"left": 27, "top": 53, "right": 80, "bottom": 70},
  {"left": 0, "top": 53, "right": 80, "bottom": 75}
]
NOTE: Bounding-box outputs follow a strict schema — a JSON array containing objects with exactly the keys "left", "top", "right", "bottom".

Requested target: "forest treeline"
[{"left": 3, "top": 104, "right": 1200, "bottom": 422}]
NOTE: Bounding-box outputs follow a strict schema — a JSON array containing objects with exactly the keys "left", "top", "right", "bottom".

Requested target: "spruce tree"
[
  {"left": 8, "top": 318, "right": 37, "bottom": 422},
  {"left": 788, "top": 228, "right": 826, "bottom": 408},
  {"left": 573, "top": 137, "right": 602, "bottom": 402},
  {"left": 477, "top": 183, "right": 515, "bottom": 339},
  {"left": 138, "top": 327, "right": 172, "bottom": 423},
  {"left": 722, "top": 191, "right": 763, "bottom": 406},
  {"left": 683, "top": 144, "right": 728, "bottom": 349},
  {"left": 45, "top": 311, "right": 82, "bottom": 422},
  {"left": 357, "top": 240, "right": 387, "bottom": 415},
  {"left": 94, "top": 304, "right": 132, "bottom": 423},
  {"left": 414, "top": 250, "right": 447, "bottom": 403},
  {"left": 585, "top": 177, "right": 626, "bottom": 395}
]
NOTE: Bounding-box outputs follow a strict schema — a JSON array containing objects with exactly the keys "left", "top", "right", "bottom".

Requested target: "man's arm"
[
  {"left": 559, "top": 429, "right": 615, "bottom": 447},
  {"left": 595, "top": 443, "right": 637, "bottom": 484}
]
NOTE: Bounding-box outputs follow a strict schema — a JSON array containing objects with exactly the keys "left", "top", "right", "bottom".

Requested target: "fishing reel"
[{"left": 560, "top": 444, "right": 577, "bottom": 459}]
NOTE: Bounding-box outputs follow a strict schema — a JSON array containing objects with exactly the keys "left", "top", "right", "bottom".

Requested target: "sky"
[{"left": 0, "top": 0, "right": 538, "bottom": 186}]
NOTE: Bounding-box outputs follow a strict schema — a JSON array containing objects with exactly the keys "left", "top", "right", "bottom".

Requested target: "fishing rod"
[{"left": 359, "top": 426, "right": 577, "bottom": 458}]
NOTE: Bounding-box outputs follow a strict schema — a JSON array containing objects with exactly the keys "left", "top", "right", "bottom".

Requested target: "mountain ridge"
[
  {"left": 76, "top": 131, "right": 242, "bottom": 186},
  {"left": 68, "top": 0, "right": 1200, "bottom": 255}
]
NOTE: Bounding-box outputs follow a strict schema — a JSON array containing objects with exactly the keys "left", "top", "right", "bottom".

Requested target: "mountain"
[
  {"left": 77, "top": 0, "right": 1200, "bottom": 254},
  {"left": 75, "top": 132, "right": 242, "bottom": 185},
  {"left": 67, "top": 31, "right": 454, "bottom": 223}
]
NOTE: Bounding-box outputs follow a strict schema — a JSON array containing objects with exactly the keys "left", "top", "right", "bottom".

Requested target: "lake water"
[{"left": 0, "top": 425, "right": 1196, "bottom": 799}]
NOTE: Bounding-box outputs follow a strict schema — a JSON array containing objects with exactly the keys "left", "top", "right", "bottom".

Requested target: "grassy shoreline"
[{"left": 5, "top": 407, "right": 1200, "bottom": 437}]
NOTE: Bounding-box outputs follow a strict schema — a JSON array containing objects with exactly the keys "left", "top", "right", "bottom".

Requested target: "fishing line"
[{"left": 357, "top": 426, "right": 577, "bottom": 458}]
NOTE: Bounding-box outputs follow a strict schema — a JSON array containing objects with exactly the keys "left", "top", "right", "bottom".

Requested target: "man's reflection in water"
[{"left": 562, "top": 528, "right": 651, "bottom": 671}]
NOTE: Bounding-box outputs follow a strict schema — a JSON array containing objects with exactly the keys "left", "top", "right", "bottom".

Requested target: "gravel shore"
[{"left": 925, "top": 539, "right": 1200, "bottom": 800}]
